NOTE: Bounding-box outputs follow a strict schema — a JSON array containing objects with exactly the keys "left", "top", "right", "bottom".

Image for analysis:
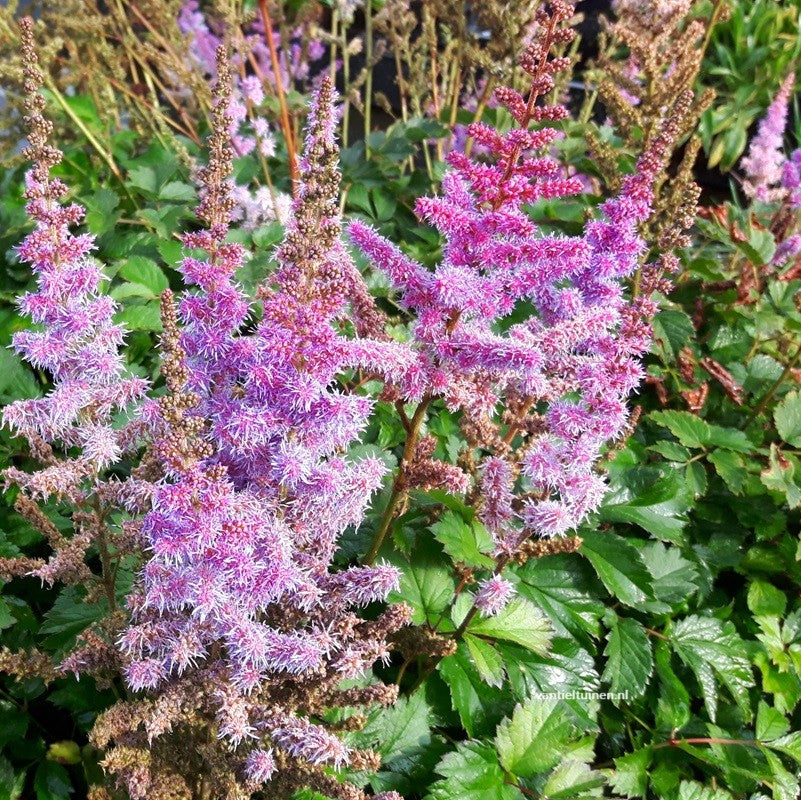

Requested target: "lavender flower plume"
[
  {"left": 351, "top": 0, "right": 684, "bottom": 543},
  {"left": 3, "top": 19, "right": 146, "bottom": 468},
  {"left": 741, "top": 72, "right": 795, "bottom": 202},
  {"left": 116, "top": 60, "right": 410, "bottom": 798}
]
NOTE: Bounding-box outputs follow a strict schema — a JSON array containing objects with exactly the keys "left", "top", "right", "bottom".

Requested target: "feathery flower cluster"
[
  {"left": 3, "top": 22, "right": 146, "bottom": 468},
  {"left": 742, "top": 72, "right": 796, "bottom": 202},
  {"left": 1, "top": 19, "right": 147, "bottom": 592},
  {"left": 112, "top": 52, "right": 410, "bottom": 798},
  {"left": 351, "top": 0, "right": 675, "bottom": 547}
]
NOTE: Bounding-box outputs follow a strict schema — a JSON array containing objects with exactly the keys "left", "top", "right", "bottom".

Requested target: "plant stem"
[
  {"left": 746, "top": 341, "right": 801, "bottom": 424},
  {"left": 364, "top": 0, "right": 374, "bottom": 155},
  {"left": 364, "top": 397, "right": 432, "bottom": 565}
]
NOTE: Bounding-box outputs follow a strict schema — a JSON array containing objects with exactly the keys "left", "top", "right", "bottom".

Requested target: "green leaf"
[
  {"left": 676, "top": 780, "right": 735, "bottom": 800},
  {"left": 542, "top": 760, "right": 605, "bottom": 799},
  {"left": 500, "top": 638, "right": 601, "bottom": 730},
  {"left": 602, "top": 616, "right": 653, "bottom": 699},
  {"left": 670, "top": 615, "right": 754, "bottom": 722},
  {"left": 438, "top": 645, "right": 512, "bottom": 737},
  {"left": 34, "top": 762, "right": 73, "bottom": 800},
  {"left": 756, "top": 701, "right": 789, "bottom": 741},
  {"left": 765, "top": 731, "right": 801, "bottom": 764},
  {"left": 365, "top": 692, "right": 432, "bottom": 768},
  {"left": 516, "top": 555, "right": 604, "bottom": 643},
  {"left": 115, "top": 304, "right": 163, "bottom": 332},
  {"left": 387, "top": 536, "right": 454, "bottom": 626},
  {"left": 431, "top": 511, "right": 494, "bottom": 569},
  {"left": 735, "top": 227, "right": 776, "bottom": 267},
  {"left": 0, "top": 755, "right": 25, "bottom": 800},
  {"left": 761, "top": 749, "right": 799, "bottom": 800},
  {"left": 599, "top": 467, "right": 690, "bottom": 540},
  {"left": 0, "top": 348, "right": 39, "bottom": 402},
  {"left": 579, "top": 531, "right": 654, "bottom": 606},
  {"left": 606, "top": 749, "right": 650, "bottom": 798},
  {"left": 775, "top": 390, "right": 801, "bottom": 447},
  {"left": 127, "top": 165, "right": 158, "bottom": 195},
  {"left": 118, "top": 256, "right": 168, "bottom": 295},
  {"left": 747, "top": 580, "right": 787, "bottom": 617},
  {"left": 495, "top": 699, "right": 574, "bottom": 777},
  {"left": 467, "top": 599, "right": 552, "bottom": 654},
  {"left": 640, "top": 542, "right": 699, "bottom": 606},
  {"left": 157, "top": 180, "right": 196, "bottom": 202},
  {"left": 652, "top": 310, "right": 696, "bottom": 362},
  {"left": 0, "top": 599, "right": 14, "bottom": 631},
  {"left": 650, "top": 410, "right": 711, "bottom": 449},
  {"left": 426, "top": 742, "right": 522, "bottom": 800},
  {"left": 708, "top": 450, "right": 747, "bottom": 493},
  {"left": 654, "top": 640, "right": 690, "bottom": 730},
  {"left": 705, "top": 425, "right": 753, "bottom": 453},
  {"left": 464, "top": 634, "right": 506, "bottom": 688},
  {"left": 40, "top": 587, "right": 106, "bottom": 655}
]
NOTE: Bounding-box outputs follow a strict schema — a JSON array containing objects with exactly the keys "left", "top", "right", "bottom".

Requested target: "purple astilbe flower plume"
[
  {"left": 3, "top": 22, "right": 146, "bottom": 467},
  {"left": 782, "top": 148, "right": 801, "bottom": 209},
  {"left": 1, "top": 19, "right": 148, "bottom": 592},
  {"left": 114, "top": 52, "right": 410, "bottom": 799},
  {"left": 351, "top": 0, "right": 688, "bottom": 547},
  {"left": 741, "top": 72, "right": 796, "bottom": 202}
]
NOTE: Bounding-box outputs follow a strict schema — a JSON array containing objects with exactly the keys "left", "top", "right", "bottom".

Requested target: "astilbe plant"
[
  {"left": 350, "top": 0, "right": 688, "bottom": 619},
  {"left": 0, "top": 17, "right": 148, "bottom": 681},
  {"left": 92, "top": 48, "right": 410, "bottom": 800}
]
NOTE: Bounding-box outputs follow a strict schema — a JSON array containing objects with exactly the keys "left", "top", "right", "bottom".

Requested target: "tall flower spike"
[
  {"left": 351, "top": 1, "right": 685, "bottom": 548},
  {"left": 3, "top": 18, "right": 147, "bottom": 468},
  {"left": 113, "top": 69, "right": 410, "bottom": 800},
  {"left": 741, "top": 72, "right": 795, "bottom": 202}
]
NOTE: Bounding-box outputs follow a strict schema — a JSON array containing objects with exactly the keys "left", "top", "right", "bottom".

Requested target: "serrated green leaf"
[
  {"left": 650, "top": 410, "right": 711, "bottom": 449},
  {"left": 654, "top": 640, "right": 690, "bottom": 730},
  {"left": 606, "top": 749, "right": 650, "bottom": 798},
  {"left": 431, "top": 511, "right": 494, "bottom": 569},
  {"left": 761, "top": 749, "right": 799, "bottom": 800},
  {"left": 118, "top": 256, "right": 168, "bottom": 295},
  {"left": 765, "top": 731, "right": 801, "bottom": 763},
  {"left": 542, "top": 760, "right": 605, "bottom": 798},
  {"left": 0, "top": 599, "right": 13, "bottom": 631},
  {"left": 756, "top": 701, "right": 789, "bottom": 741},
  {"left": 670, "top": 615, "right": 754, "bottom": 722},
  {"left": 495, "top": 699, "right": 574, "bottom": 777},
  {"left": 115, "top": 303, "right": 163, "bottom": 331},
  {"left": 158, "top": 180, "right": 196, "bottom": 202},
  {"left": 599, "top": 468, "right": 690, "bottom": 540},
  {"left": 775, "top": 391, "right": 801, "bottom": 447},
  {"left": 34, "top": 762, "right": 73, "bottom": 800},
  {"left": 464, "top": 634, "right": 506, "bottom": 688},
  {"left": 602, "top": 616, "right": 653, "bottom": 700},
  {"left": 364, "top": 692, "right": 432, "bottom": 768},
  {"left": 640, "top": 541, "right": 699, "bottom": 606},
  {"left": 438, "top": 645, "right": 512, "bottom": 737},
  {"left": 747, "top": 580, "right": 787, "bottom": 617},
  {"left": 517, "top": 555, "right": 604, "bottom": 642},
  {"left": 387, "top": 536, "right": 455, "bottom": 626},
  {"left": 499, "top": 639, "right": 600, "bottom": 730},
  {"left": 708, "top": 450, "right": 747, "bottom": 493},
  {"left": 426, "top": 742, "right": 521, "bottom": 800},
  {"left": 579, "top": 531, "right": 654, "bottom": 606},
  {"left": 676, "top": 780, "right": 735, "bottom": 800},
  {"left": 652, "top": 310, "right": 696, "bottom": 362},
  {"left": 468, "top": 599, "right": 551, "bottom": 654}
]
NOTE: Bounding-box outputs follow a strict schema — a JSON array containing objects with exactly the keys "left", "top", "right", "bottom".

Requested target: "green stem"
[
  {"left": 364, "top": 0, "right": 374, "bottom": 155},
  {"left": 364, "top": 397, "right": 432, "bottom": 565},
  {"left": 746, "top": 342, "right": 801, "bottom": 425}
]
